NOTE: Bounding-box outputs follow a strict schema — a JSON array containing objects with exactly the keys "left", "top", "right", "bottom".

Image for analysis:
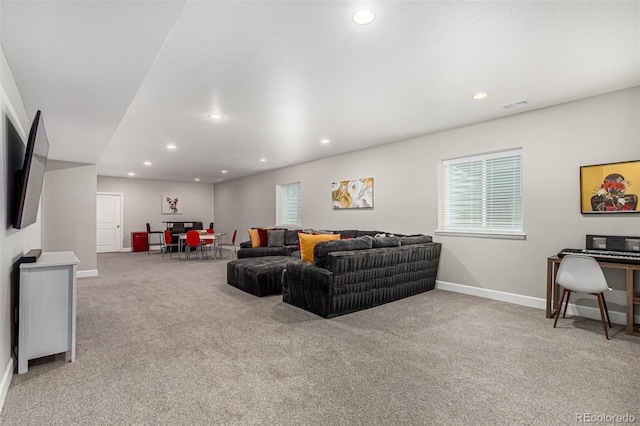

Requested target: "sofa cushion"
[
  {"left": 267, "top": 229, "right": 285, "bottom": 247},
  {"left": 299, "top": 233, "right": 340, "bottom": 263},
  {"left": 399, "top": 234, "right": 433, "bottom": 245},
  {"left": 314, "top": 235, "right": 373, "bottom": 268},
  {"left": 247, "top": 228, "right": 261, "bottom": 248},
  {"left": 372, "top": 236, "right": 401, "bottom": 248},
  {"left": 238, "top": 246, "right": 287, "bottom": 258},
  {"left": 338, "top": 229, "right": 359, "bottom": 239},
  {"left": 284, "top": 229, "right": 301, "bottom": 246}
]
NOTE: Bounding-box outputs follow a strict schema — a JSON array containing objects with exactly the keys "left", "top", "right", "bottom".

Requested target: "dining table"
[{"left": 176, "top": 231, "right": 227, "bottom": 260}]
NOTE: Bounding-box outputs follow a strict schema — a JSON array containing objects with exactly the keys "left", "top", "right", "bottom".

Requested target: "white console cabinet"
[{"left": 18, "top": 251, "right": 79, "bottom": 374}]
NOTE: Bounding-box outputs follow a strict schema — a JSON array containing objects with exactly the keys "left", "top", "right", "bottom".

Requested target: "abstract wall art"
[{"left": 331, "top": 177, "right": 374, "bottom": 209}]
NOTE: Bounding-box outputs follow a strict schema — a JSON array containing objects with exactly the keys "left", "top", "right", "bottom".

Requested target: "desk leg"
[
  {"left": 553, "top": 264, "right": 559, "bottom": 316},
  {"left": 627, "top": 268, "right": 633, "bottom": 335},
  {"left": 546, "top": 259, "right": 552, "bottom": 318},
  {"left": 547, "top": 259, "right": 556, "bottom": 318},
  {"left": 546, "top": 258, "right": 560, "bottom": 319}
]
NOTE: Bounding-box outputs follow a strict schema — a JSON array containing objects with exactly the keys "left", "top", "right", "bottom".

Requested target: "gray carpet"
[{"left": 1, "top": 251, "right": 639, "bottom": 425}]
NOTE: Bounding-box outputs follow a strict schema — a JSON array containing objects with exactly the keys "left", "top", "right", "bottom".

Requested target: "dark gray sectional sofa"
[
  {"left": 231, "top": 229, "right": 441, "bottom": 318},
  {"left": 283, "top": 234, "right": 441, "bottom": 318}
]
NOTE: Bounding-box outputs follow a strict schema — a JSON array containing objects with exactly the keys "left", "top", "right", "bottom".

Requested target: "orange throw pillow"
[
  {"left": 299, "top": 233, "right": 340, "bottom": 263},
  {"left": 247, "top": 228, "right": 261, "bottom": 248}
]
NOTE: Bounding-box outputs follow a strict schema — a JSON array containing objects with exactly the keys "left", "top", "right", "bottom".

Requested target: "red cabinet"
[{"left": 131, "top": 232, "right": 148, "bottom": 252}]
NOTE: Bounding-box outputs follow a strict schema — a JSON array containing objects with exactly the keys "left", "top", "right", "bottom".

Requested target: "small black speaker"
[{"left": 21, "top": 249, "right": 42, "bottom": 263}]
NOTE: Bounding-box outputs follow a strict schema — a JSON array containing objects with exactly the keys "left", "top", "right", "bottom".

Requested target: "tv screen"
[{"left": 14, "top": 110, "right": 49, "bottom": 229}]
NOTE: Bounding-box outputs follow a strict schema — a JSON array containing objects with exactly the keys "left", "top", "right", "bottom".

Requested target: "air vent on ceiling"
[{"left": 502, "top": 99, "right": 529, "bottom": 109}]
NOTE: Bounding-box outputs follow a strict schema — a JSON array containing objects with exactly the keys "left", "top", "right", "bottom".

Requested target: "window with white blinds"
[
  {"left": 277, "top": 182, "right": 301, "bottom": 226},
  {"left": 441, "top": 149, "right": 523, "bottom": 237}
]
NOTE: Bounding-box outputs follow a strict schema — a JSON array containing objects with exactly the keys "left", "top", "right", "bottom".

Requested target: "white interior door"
[{"left": 96, "top": 193, "right": 123, "bottom": 253}]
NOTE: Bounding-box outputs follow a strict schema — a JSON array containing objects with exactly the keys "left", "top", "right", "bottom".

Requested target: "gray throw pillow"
[
  {"left": 267, "top": 229, "right": 285, "bottom": 247},
  {"left": 284, "top": 229, "right": 301, "bottom": 246}
]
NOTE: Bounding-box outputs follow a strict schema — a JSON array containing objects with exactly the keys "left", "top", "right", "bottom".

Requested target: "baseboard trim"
[
  {"left": 435, "top": 280, "right": 636, "bottom": 326},
  {"left": 0, "top": 357, "right": 14, "bottom": 413},
  {"left": 436, "top": 280, "right": 545, "bottom": 309},
  {"left": 77, "top": 269, "right": 98, "bottom": 278},
  {"left": 121, "top": 247, "right": 132, "bottom": 253}
]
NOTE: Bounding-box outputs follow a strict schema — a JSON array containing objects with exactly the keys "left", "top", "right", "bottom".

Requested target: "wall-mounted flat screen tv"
[{"left": 14, "top": 110, "right": 49, "bottom": 229}]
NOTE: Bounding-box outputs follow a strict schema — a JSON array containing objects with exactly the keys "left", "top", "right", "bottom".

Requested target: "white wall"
[
  {"left": 97, "top": 176, "right": 214, "bottom": 249},
  {"left": 0, "top": 49, "right": 43, "bottom": 408},
  {"left": 43, "top": 160, "right": 97, "bottom": 274},
  {"left": 214, "top": 87, "right": 640, "bottom": 310}
]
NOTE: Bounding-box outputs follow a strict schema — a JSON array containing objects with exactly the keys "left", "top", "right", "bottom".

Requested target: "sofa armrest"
[{"left": 285, "top": 261, "right": 333, "bottom": 293}]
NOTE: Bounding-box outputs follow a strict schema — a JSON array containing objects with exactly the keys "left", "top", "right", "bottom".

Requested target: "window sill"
[{"left": 434, "top": 230, "right": 526, "bottom": 240}]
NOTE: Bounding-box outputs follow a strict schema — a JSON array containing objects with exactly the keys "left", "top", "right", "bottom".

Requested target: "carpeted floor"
[{"left": 1, "top": 251, "right": 639, "bottom": 425}]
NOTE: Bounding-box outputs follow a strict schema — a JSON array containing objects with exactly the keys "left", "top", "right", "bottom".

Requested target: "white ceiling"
[{"left": 2, "top": 1, "right": 639, "bottom": 183}]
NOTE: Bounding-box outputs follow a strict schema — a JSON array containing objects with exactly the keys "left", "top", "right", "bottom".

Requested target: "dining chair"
[
  {"left": 171, "top": 223, "right": 186, "bottom": 234},
  {"left": 553, "top": 255, "right": 613, "bottom": 339},
  {"left": 146, "top": 223, "right": 163, "bottom": 254},
  {"left": 200, "top": 228, "right": 215, "bottom": 258},
  {"left": 162, "top": 229, "right": 179, "bottom": 260},
  {"left": 185, "top": 230, "right": 203, "bottom": 260},
  {"left": 217, "top": 229, "right": 238, "bottom": 259}
]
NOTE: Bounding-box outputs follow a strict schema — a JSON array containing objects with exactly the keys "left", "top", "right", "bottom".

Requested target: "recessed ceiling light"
[
  {"left": 143, "top": 161, "right": 152, "bottom": 166},
  {"left": 221, "top": 170, "right": 228, "bottom": 174},
  {"left": 352, "top": 8, "right": 376, "bottom": 25},
  {"left": 473, "top": 92, "right": 489, "bottom": 100},
  {"left": 128, "top": 172, "right": 135, "bottom": 176},
  {"left": 260, "top": 158, "right": 266, "bottom": 162},
  {"left": 167, "top": 144, "right": 177, "bottom": 150},
  {"left": 321, "top": 139, "right": 330, "bottom": 144},
  {"left": 208, "top": 114, "right": 225, "bottom": 120},
  {"left": 194, "top": 178, "right": 200, "bottom": 182}
]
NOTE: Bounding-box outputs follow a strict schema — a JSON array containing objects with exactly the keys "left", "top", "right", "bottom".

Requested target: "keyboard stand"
[{"left": 547, "top": 255, "right": 640, "bottom": 337}]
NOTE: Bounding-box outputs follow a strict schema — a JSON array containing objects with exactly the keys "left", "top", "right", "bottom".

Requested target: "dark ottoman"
[{"left": 227, "top": 256, "right": 293, "bottom": 297}]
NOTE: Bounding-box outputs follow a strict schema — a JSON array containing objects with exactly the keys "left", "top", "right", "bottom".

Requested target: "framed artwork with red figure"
[{"left": 580, "top": 160, "right": 639, "bottom": 214}]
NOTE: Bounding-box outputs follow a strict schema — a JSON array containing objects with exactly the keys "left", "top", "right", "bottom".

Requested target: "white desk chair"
[{"left": 553, "top": 255, "right": 613, "bottom": 339}]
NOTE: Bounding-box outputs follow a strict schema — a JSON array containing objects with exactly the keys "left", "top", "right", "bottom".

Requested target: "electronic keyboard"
[{"left": 558, "top": 248, "right": 640, "bottom": 265}]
